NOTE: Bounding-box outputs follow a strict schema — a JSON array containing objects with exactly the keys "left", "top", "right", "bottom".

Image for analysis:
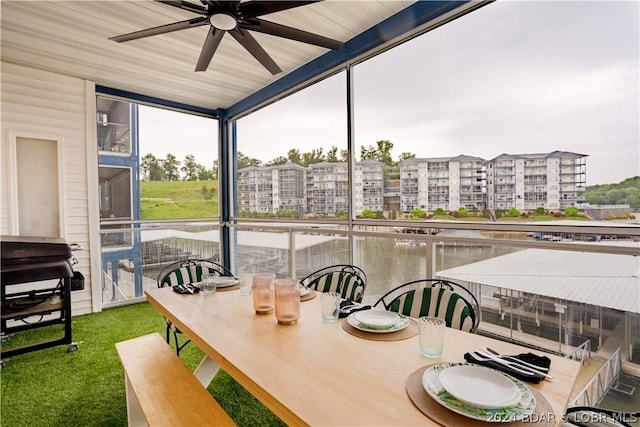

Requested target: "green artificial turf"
[{"left": 0, "top": 302, "right": 284, "bottom": 427}]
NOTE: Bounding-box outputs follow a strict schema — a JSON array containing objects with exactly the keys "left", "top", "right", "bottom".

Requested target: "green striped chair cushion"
[
  {"left": 388, "top": 286, "right": 474, "bottom": 332},
  {"left": 161, "top": 265, "right": 214, "bottom": 287},
  {"left": 307, "top": 271, "right": 365, "bottom": 302}
]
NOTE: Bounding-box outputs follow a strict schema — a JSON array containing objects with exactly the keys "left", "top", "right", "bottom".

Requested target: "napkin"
[
  {"left": 463, "top": 352, "right": 551, "bottom": 383},
  {"left": 172, "top": 284, "right": 200, "bottom": 294},
  {"left": 339, "top": 299, "right": 372, "bottom": 318}
]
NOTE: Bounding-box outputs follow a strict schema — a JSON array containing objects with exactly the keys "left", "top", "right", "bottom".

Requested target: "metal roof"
[
  {"left": 438, "top": 247, "right": 640, "bottom": 314},
  {"left": 140, "top": 229, "right": 343, "bottom": 250},
  {"left": 489, "top": 150, "right": 588, "bottom": 161}
]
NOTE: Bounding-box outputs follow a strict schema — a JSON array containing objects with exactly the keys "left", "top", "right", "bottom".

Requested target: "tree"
[
  {"left": 207, "top": 160, "right": 219, "bottom": 180},
  {"left": 141, "top": 153, "right": 164, "bottom": 181},
  {"left": 360, "top": 140, "right": 395, "bottom": 166},
  {"left": 237, "top": 152, "right": 262, "bottom": 169},
  {"left": 507, "top": 208, "right": 520, "bottom": 217},
  {"left": 399, "top": 152, "right": 416, "bottom": 161},
  {"left": 287, "top": 149, "right": 302, "bottom": 165},
  {"left": 140, "top": 153, "right": 155, "bottom": 180},
  {"left": 197, "top": 164, "right": 213, "bottom": 181},
  {"left": 327, "top": 146, "right": 339, "bottom": 162},
  {"left": 181, "top": 154, "right": 200, "bottom": 181},
  {"left": 584, "top": 176, "right": 640, "bottom": 208},
  {"left": 301, "top": 148, "right": 325, "bottom": 166},
  {"left": 266, "top": 156, "right": 288, "bottom": 166},
  {"left": 162, "top": 154, "right": 181, "bottom": 181},
  {"left": 410, "top": 209, "right": 426, "bottom": 218},
  {"left": 564, "top": 206, "right": 579, "bottom": 217}
]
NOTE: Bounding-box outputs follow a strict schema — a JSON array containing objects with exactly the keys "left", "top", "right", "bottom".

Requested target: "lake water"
[{"left": 354, "top": 236, "right": 520, "bottom": 302}]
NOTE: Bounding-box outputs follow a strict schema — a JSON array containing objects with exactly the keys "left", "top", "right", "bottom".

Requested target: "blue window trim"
[
  {"left": 96, "top": 85, "right": 220, "bottom": 118},
  {"left": 221, "top": 1, "right": 471, "bottom": 120}
]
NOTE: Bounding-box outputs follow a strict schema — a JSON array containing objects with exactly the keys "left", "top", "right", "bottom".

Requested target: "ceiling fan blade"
[
  {"left": 199, "top": 0, "right": 236, "bottom": 8},
  {"left": 240, "top": 1, "right": 321, "bottom": 20},
  {"left": 229, "top": 28, "right": 282, "bottom": 75},
  {"left": 110, "top": 17, "right": 208, "bottom": 42},
  {"left": 241, "top": 18, "right": 342, "bottom": 50},
  {"left": 156, "top": 0, "right": 206, "bottom": 14},
  {"left": 195, "top": 27, "right": 225, "bottom": 72}
]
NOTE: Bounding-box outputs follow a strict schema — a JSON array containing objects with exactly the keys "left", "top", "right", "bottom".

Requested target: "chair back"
[
  {"left": 299, "top": 264, "right": 367, "bottom": 303},
  {"left": 374, "top": 279, "right": 480, "bottom": 333},
  {"left": 563, "top": 406, "right": 638, "bottom": 427},
  {"left": 157, "top": 259, "right": 235, "bottom": 288}
]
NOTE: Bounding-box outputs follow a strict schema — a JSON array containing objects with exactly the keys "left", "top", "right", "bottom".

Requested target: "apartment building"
[
  {"left": 354, "top": 160, "right": 385, "bottom": 213},
  {"left": 238, "top": 162, "right": 308, "bottom": 214},
  {"left": 486, "top": 151, "right": 587, "bottom": 211},
  {"left": 309, "top": 162, "right": 349, "bottom": 215},
  {"left": 238, "top": 151, "right": 587, "bottom": 216},
  {"left": 399, "top": 155, "right": 486, "bottom": 212}
]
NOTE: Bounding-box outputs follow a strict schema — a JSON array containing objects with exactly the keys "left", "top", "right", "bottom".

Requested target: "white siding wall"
[{"left": 1, "top": 62, "right": 94, "bottom": 315}]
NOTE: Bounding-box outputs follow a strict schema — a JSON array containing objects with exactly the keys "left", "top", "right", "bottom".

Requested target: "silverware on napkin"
[
  {"left": 483, "top": 347, "right": 550, "bottom": 372},
  {"left": 469, "top": 350, "right": 553, "bottom": 380}
]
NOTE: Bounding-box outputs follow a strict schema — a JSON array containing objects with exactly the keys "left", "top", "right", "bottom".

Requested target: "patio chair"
[
  {"left": 372, "top": 279, "right": 480, "bottom": 333},
  {"left": 299, "top": 264, "right": 367, "bottom": 303},
  {"left": 563, "top": 406, "right": 639, "bottom": 427},
  {"left": 157, "top": 258, "right": 236, "bottom": 355}
]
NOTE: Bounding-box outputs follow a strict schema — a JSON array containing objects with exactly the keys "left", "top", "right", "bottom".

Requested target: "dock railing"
[{"left": 569, "top": 347, "right": 621, "bottom": 407}]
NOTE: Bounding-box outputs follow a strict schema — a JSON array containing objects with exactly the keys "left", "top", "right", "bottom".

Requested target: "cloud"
[{"left": 140, "top": 1, "right": 639, "bottom": 185}]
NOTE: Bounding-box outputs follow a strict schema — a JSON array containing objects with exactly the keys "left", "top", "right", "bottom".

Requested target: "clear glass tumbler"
[
  {"left": 239, "top": 272, "right": 253, "bottom": 296},
  {"left": 418, "top": 316, "right": 446, "bottom": 358},
  {"left": 274, "top": 278, "right": 300, "bottom": 325},
  {"left": 320, "top": 292, "right": 341, "bottom": 323},
  {"left": 252, "top": 273, "right": 275, "bottom": 314}
]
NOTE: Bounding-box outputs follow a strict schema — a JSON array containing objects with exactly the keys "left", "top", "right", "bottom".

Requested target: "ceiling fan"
[{"left": 110, "top": 0, "right": 343, "bottom": 75}]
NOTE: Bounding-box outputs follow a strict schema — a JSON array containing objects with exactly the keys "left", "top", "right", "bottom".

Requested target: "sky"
[{"left": 139, "top": 1, "right": 639, "bottom": 186}]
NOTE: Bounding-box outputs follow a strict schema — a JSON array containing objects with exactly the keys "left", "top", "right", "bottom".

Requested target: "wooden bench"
[{"left": 115, "top": 333, "right": 235, "bottom": 427}]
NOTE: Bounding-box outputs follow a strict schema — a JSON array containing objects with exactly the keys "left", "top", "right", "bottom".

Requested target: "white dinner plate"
[
  {"left": 438, "top": 365, "right": 521, "bottom": 409},
  {"left": 353, "top": 310, "right": 399, "bottom": 329},
  {"left": 422, "top": 362, "right": 536, "bottom": 423},
  {"left": 211, "top": 277, "right": 239, "bottom": 288},
  {"left": 346, "top": 312, "right": 410, "bottom": 333}
]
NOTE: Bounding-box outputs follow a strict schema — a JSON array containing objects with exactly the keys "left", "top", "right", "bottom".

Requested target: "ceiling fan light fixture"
[{"left": 210, "top": 13, "right": 237, "bottom": 31}]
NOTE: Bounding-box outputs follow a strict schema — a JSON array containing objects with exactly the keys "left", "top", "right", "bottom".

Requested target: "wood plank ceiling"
[{"left": 1, "top": 1, "right": 413, "bottom": 111}]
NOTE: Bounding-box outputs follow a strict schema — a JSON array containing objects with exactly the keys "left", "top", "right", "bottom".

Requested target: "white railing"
[
  {"left": 569, "top": 347, "right": 621, "bottom": 408},
  {"left": 102, "top": 270, "right": 130, "bottom": 303},
  {"left": 587, "top": 204, "right": 631, "bottom": 209},
  {"left": 567, "top": 340, "right": 592, "bottom": 365}
]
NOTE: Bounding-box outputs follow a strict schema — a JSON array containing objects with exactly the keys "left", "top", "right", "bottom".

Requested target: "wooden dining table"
[{"left": 145, "top": 287, "right": 581, "bottom": 426}]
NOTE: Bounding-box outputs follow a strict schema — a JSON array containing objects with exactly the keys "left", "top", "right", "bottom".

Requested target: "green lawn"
[
  {"left": 0, "top": 302, "right": 284, "bottom": 427},
  {"left": 140, "top": 180, "right": 219, "bottom": 219}
]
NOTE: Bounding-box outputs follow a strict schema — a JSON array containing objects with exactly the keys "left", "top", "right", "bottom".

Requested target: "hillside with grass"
[
  {"left": 140, "top": 176, "right": 638, "bottom": 220},
  {"left": 140, "top": 180, "right": 219, "bottom": 219}
]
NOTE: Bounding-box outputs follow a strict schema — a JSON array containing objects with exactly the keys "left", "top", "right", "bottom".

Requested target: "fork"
[
  {"left": 483, "top": 347, "right": 550, "bottom": 372},
  {"left": 469, "top": 351, "right": 553, "bottom": 379}
]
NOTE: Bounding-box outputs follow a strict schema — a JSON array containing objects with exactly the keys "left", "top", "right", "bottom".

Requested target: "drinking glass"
[
  {"left": 320, "top": 292, "right": 341, "bottom": 323},
  {"left": 418, "top": 316, "right": 445, "bottom": 358},
  {"left": 252, "top": 273, "right": 275, "bottom": 314},
  {"left": 239, "top": 272, "right": 253, "bottom": 295},
  {"left": 201, "top": 272, "right": 217, "bottom": 295},
  {"left": 274, "top": 278, "right": 300, "bottom": 325}
]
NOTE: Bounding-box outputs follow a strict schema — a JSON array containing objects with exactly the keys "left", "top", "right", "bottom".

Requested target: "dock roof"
[{"left": 438, "top": 247, "right": 640, "bottom": 314}]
